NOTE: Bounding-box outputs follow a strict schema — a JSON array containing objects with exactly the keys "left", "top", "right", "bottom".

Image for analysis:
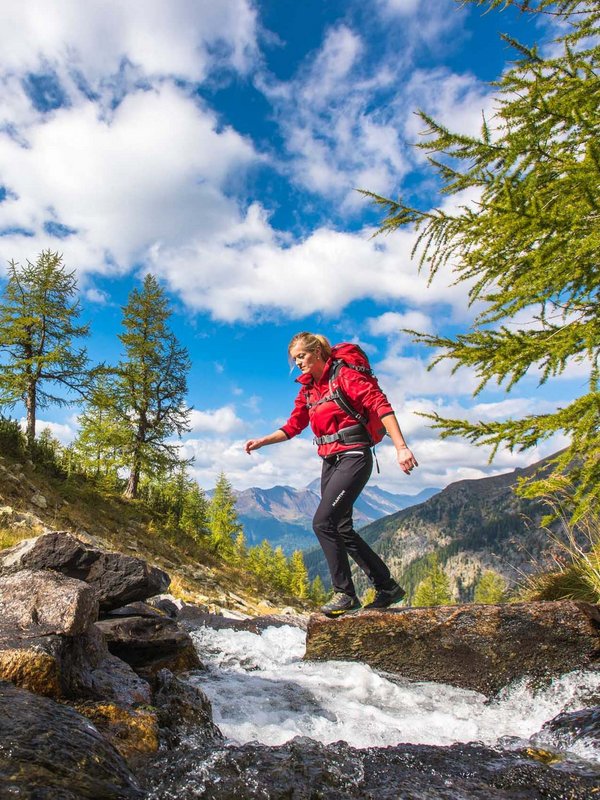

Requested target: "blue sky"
[{"left": 0, "top": 0, "right": 581, "bottom": 494}]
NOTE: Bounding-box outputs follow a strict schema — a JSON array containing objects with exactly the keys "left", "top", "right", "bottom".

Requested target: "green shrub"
[{"left": 0, "top": 417, "right": 25, "bottom": 457}]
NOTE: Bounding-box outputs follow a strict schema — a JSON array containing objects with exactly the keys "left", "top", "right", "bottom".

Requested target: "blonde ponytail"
[{"left": 288, "top": 332, "right": 332, "bottom": 361}]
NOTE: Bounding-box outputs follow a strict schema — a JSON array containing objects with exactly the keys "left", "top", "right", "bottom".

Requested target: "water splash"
[{"left": 188, "top": 624, "right": 600, "bottom": 757}]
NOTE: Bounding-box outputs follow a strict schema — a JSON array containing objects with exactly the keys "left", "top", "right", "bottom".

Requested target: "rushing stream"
[
  {"left": 145, "top": 623, "right": 600, "bottom": 799},
  {"left": 186, "top": 623, "right": 600, "bottom": 759}
]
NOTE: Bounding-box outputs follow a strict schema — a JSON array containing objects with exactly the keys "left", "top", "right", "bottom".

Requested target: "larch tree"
[
  {"left": 0, "top": 251, "right": 89, "bottom": 450},
  {"left": 473, "top": 570, "right": 508, "bottom": 604},
  {"left": 248, "top": 540, "right": 277, "bottom": 585},
  {"left": 180, "top": 481, "right": 211, "bottom": 541},
  {"left": 272, "top": 546, "right": 291, "bottom": 592},
  {"left": 289, "top": 550, "right": 310, "bottom": 599},
  {"left": 73, "top": 376, "right": 129, "bottom": 486},
  {"left": 117, "top": 274, "right": 191, "bottom": 499},
  {"left": 364, "top": 0, "right": 599, "bottom": 522},
  {"left": 413, "top": 558, "right": 454, "bottom": 607},
  {"left": 309, "top": 575, "right": 328, "bottom": 605},
  {"left": 208, "top": 471, "right": 242, "bottom": 556},
  {"left": 231, "top": 530, "right": 248, "bottom": 567}
]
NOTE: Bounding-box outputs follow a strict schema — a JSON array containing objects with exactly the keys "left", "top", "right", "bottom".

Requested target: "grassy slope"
[{"left": 0, "top": 451, "right": 310, "bottom": 616}]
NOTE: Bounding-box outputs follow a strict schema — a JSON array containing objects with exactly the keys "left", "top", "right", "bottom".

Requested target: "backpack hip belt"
[{"left": 313, "top": 423, "right": 371, "bottom": 447}]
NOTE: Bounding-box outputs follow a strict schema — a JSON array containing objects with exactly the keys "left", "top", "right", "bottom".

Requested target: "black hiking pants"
[{"left": 313, "top": 449, "right": 393, "bottom": 597}]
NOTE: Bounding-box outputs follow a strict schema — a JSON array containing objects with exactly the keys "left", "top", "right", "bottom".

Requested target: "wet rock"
[
  {"left": 0, "top": 600, "right": 151, "bottom": 705},
  {"left": 0, "top": 531, "right": 170, "bottom": 611},
  {"left": 179, "top": 606, "right": 309, "bottom": 633},
  {"left": 144, "top": 735, "right": 599, "bottom": 800},
  {"left": 153, "top": 668, "right": 223, "bottom": 745},
  {"left": 73, "top": 701, "right": 159, "bottom": 765},
  {"left": 304, "top": 601, "right": 600, "bottom": 695},
  {"left": 0, "top": 630, "right": 66, "bottom": 697},
  {"left": 68, "top": 625, "right": 152, "bottom": 706},
  {"left": 531, "top": 705, "right": 600, "bottom": 760},
  {"left": 0, "top": 680, "right": 143, "bottom": 799},
  {"left": 95, "top": 614, "right": 202, "bottom": 679},
  {"left": 0, "top": 568, "right": 98, "bottom": 635},
  {"left": 86, "top": 650, "right": 153, "bottom": 705}
]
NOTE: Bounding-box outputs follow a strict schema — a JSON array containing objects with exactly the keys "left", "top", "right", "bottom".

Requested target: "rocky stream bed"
[{"left": 0, "top": 531, "right": 599, "bottom": 799}]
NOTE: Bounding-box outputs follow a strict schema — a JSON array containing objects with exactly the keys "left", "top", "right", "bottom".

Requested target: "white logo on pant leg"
[{"left": 332, "top": 489, "right": 346, "bottom": 507}]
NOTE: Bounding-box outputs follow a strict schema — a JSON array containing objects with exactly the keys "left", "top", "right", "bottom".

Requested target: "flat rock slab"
[
  {"left": 0, "top": 680, "right": 143, "bottom": 799},
  {"left": 304, "top": 601, "right": 600, "bottom": 695},
  {"left": 0, "top": 531, "right": 170, "bottom": 611}
]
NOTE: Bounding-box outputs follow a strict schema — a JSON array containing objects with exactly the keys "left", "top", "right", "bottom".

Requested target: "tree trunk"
[
  {"left": 124, "top": 463, "right": 140, "bottom": 499},
  {"left": 25, "top": 382, "right": 36, "bottom": 453}
]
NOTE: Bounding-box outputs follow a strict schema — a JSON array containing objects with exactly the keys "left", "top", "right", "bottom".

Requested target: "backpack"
[{"left": 307, "top": 342, "right": 388, "bottom": 446}]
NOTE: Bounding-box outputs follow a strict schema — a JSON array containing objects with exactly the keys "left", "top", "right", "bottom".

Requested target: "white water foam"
[{"left": 188, "top": 624, "right": 600, "bottom": 755}]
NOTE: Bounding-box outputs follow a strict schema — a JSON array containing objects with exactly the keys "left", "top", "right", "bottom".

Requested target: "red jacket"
[{"left": 280, "top": 358, "right": 394, "bottom": 457}]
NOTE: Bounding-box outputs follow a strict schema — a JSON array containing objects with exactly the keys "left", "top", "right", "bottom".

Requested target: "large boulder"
[
  {"left": 304, "top": 601, "right": 600, "bottom": 695},
  {"left": 0, "top": 622, "right": 152, "bottom": 705},
  {"left": 0, "top": 680, "right": 143, "bottom": 799},
  {"left": 0, "top": 568, "right": 98, "bottom": 698},
  {"left": 0, "top": 569, "right": 151, "bottom": 704},
  {"left": 0, "top": 568, "right": 98, "bottom": 635},
  {"left": 67, "top": 625, "right": 153, "bottom": 705},
  {"left": 0, "top": 531, "right": 170, "bottom": 611}
]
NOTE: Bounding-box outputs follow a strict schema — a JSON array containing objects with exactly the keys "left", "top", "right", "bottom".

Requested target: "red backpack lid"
[{"left": 330, "top": 342, "right": 372, "bottom": 374}]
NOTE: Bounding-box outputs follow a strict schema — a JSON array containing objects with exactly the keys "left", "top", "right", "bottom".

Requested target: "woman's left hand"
[{"left": 397, "top": 446, "right": 418, "bottom": 475}]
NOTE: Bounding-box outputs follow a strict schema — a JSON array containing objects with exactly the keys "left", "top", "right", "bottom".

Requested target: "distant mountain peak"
[{"left": 231, "top": 482, "right": 440, "bottom": 555}]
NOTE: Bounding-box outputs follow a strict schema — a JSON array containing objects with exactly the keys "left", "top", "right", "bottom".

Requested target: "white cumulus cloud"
[
  {"left": 0, "top": 0, "right": 259, "bottom": 83},
  {"left": 189, "top": 406, "right": 244, "bottom": 435}
]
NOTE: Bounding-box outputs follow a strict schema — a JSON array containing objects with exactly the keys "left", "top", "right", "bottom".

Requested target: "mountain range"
[
  {"left": 304, "top": 454, "right": 564, "bottom": 600},
  {"left": 232, "top": 483, "right": 440, "bottom": 554}
]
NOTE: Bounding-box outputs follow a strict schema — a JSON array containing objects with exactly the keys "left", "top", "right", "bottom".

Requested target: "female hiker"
[{"left": 244, "top": 332, "right": 418, "bottom": 617}]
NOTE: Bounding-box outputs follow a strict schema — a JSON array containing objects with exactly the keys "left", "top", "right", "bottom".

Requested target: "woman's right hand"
[
  {"left": 244, "top": 430, "right": 287, "bottom": 453},
  {"left": 245, "top": 438, "right": 263, "bottom": 454}
]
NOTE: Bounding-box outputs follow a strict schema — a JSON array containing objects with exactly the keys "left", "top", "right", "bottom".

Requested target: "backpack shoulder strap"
[{"left": 328, "top": 361, "right": 368, "bottom": 428}]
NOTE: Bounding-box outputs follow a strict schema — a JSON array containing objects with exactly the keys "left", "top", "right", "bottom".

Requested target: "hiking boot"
[
  {"left": 363, "top": 583, "right": 406, "bottom": 610},
  {"left": 320, "top": 592, "right": 361, "bottom": 617}
]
